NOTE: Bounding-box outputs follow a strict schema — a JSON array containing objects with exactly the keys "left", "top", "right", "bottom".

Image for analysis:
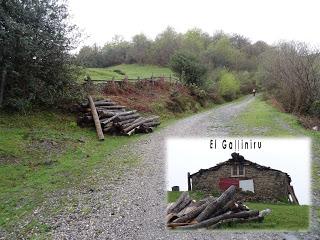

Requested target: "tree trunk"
[
  {"left": 178, "top": 210, "right": 259, "bottom": 229},
  {"left": 172, "top": 198, "right": 214, "bottom": 223},
  {"left": 195, "top": 185, "right": 236, "bottom": 222},
  {"left": 115, "top": 113, "right": 140, "bottom": 122},
  {"left": 208, "top": 215, "right": 263, "bottom": 229},
  {"left": 88, "top": 95, "right": 104, "bottom": 141},
  {"left": 0, "top": 68, "right": 7, "bottom": 108},
  {"left": 167, "top": 192, "right": 191, "bottom": 214}
]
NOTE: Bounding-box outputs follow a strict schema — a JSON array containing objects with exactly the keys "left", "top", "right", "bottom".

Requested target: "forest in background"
[
  {"left": 1, "top": 0, "right": 320, "bottom": 124},
  {"left": 76, "top": 28, "right": 320, "bottom": 121}
]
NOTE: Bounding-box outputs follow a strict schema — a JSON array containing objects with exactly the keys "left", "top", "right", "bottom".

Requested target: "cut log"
[
  {"left": 211, "top": 199, "right": 236, "bottom": 217},
  {"left": 178, "top": 210, "right": 259, "bottom": 229},
  {"left": 100, "top": 115, "right": 118, "bottom": 126},
  {"left": 208, "top": 215, "right": 263, "bottom": 229},
  {"left": 121, "top": 117, "right": 144, "bottom": 128},
  {"left": 167, "top": 222, "right": 194, "bottom": 228},
  {"left": 172, "top": 198, "right": 215, "bottom": 223},
  {"left": 195, "top": 185, "right": 236, "bottom": 222},
  {"left": 166, "top": 213, "right": 178, "bottom": 223},
  {"left": 167, "top": 192, "right": 192, "bottom": 214},
  {"left": 98, "top": 110, "right": 137, "bottom": 119},
  {"left": 98, "top": 105, "right": 126, "bottom": 110},
  {"left": 123, "top": 117, "right": 159, "bottom": 134},
  {"left": 88, "top": 95, "right": 104, "bottom": 141},
  {"left": 115, "top": 113, "right": 140, "bottom": 122},
  {"left": 141, "top": 121, "right": 160, "bottom": 127},
  {"left": 93, "top": 101, "right": 116, "bottom": 107},
  {"left": 115, "top": 118, "right": 136, "bottom": 127}
]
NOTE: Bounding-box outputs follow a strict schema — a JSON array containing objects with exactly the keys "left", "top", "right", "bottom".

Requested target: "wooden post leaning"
[{"left": 88, "top": 95, "right": 105, "bottom": 141}]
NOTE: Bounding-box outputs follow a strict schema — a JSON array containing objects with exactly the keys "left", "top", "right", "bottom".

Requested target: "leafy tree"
[
  {"left": 101, "top": 35, "right": 131, "bottom": 67},
  {"left": 181, "top": 28, "right": 210, "bottom": 57},
  {"left": 77, "top": 45, "right": 104, "bottom": 67},
  {"left": 203, "top": 37, "right": 245, "bottom": 70},
  {"left": 170, "top": 52, "right": 207, "bottom": 86},
  {"left": 150, "top": 27, "right": 182, "bottom": 66},
  {"left": 218, "top": 71, "right": 240, "bottom": 100},
  {"left": 0, "top": 0, "right": 81, "bottom": 110},
  {"left": 128, "top": 33, "right": 152, "bottom": 64}
]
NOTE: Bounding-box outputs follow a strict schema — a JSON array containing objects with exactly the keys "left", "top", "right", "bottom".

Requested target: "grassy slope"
[
  {"left": 167, "top": 191, "right": 309, "bottom": 231},
  {"left": 83, "top": 64, "right": 174, "bottom": 80}
]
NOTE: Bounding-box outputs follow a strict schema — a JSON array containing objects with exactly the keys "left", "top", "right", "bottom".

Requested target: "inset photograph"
[{"left": 166, "top": 138, "right": 311, "bottom": 231}]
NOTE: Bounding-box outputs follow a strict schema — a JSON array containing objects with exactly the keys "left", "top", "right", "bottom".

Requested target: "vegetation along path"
[{"left": 9, "top": 96, "right": 319, "bottom": 240}]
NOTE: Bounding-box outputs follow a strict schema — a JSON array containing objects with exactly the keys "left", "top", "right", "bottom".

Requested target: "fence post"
[{"left": 151, "top": 73, "right": 154, "bottom": 87}]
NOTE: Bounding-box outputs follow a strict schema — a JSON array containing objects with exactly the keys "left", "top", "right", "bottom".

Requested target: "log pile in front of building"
[
  {"left": 166, "top": 185, "right": 271, "bottom": 229},
  {"left": 77, "top": 98, "right": 160, "bottom": 136}
]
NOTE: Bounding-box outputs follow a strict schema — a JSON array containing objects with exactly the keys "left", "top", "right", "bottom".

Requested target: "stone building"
[{"left": 188, "top": 153, "right": 299, "bottom": 204}]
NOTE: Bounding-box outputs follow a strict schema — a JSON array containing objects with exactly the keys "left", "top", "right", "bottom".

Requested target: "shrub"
[
  {"left": 218, "top": 71, "right": 240, "bottom": 101},
  {"left": 188, "top": 84, "right": 207, "bottom": 107},
  {"left": 113, "top": 69, "right": 126, "bottom": 75},
  {"left": 309, "top": 100, "right": 320, "bottom": 117},
  {"left": 170, "top": 52, "right": 207, "bottom": 86},
  {"left": 167, "top": 90, "right": 200, "bottom": 113}
]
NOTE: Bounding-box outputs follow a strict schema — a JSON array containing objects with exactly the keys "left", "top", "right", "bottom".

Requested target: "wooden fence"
[{"left": 84, "top": 75, "right": 179, "bottom": 83}]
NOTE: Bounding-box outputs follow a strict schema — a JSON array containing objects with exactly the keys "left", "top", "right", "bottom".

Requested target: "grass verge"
[{"left": 231, "top": 97, "right": 320, "bottom": 226}]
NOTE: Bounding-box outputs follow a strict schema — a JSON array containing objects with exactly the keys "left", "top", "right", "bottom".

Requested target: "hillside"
[{"left": 82, "top": 64, "right": 174, "bottom": 81}]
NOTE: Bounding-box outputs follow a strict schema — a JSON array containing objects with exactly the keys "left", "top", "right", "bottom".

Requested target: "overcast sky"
[{"left": 69, "top": 0, "right": 320, "bottom": 49}]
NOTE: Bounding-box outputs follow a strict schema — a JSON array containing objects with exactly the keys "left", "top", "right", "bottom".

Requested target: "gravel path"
[{"left": 40, "top": 96, "right": 319, "bottom": 239}]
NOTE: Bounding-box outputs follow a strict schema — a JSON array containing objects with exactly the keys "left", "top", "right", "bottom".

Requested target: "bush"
[
  {"left": 170, "top": 52, "right": 207, "bottom": 86},
  {"left": 188, "top": 84, "right": 207, "bottom": 107},
  {"left": 309, "top": 100, "right": 320, "bottom": 117},
  {"left": 113, "top": 69, "right": 126, "bottom": 75},
  {"left": 218, "top": 71, "right": 240, "bottom": 101},
  {"left": 167, "top": 90, "right": 200, "bottom": 113}
]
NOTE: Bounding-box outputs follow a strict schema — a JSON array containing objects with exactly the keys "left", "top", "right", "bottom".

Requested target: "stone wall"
[{"left": 191, "top": 163, "right": 290, "bottom": 203}]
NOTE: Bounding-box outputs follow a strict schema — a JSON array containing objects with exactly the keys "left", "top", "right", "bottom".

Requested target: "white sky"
[
  {"left": 166, "top": 138, "right": 311, "bottom": 205},
  {"left": 68, "top": 0, "right": 320, "bottom": 50}
]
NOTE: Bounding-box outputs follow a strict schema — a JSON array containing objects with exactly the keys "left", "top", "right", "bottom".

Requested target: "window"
[{"left": 231, "top": 164, "right": 245, "bottom": 177}]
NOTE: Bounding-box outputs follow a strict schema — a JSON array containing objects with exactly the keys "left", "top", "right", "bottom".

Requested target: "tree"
[
  {"left": 0, "top": 0, "right": 81, "bottom": 110},
  {"left": 101, "top": 35, "right": 131, "bottom": 66},
  {"left": 151, "top": 27, "right": 182, "bottom": 66},
  {"left": 203, "top": 37, "right": 245, "bottom": 70},
  {"left": 170, "top": 52, "right": 207, "bottom": 86},
  {"left": 218, "top": 71, "right": 240, "bottom": 101},
  {"left": 128, "top": 33, "right": 152, "bottom": 64},
  {"left": 181, "top": 28, "right": 210, "bottom": 57},
  {"left": 77, "top": 44, "right": 103, "bottom": 67},
  {"left": 259, "top": 41, "right": 320, "bottom": 114}
]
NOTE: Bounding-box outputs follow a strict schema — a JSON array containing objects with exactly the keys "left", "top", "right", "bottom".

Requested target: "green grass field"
[
  {"left": 82, "top": 64, "right": 174, "bottom": 81},
  {"left": 0, "top": 111, "right": 142, "bottom": 233},
  {"left": 167, "top": 191, "right": 309, "bottom": 231}
]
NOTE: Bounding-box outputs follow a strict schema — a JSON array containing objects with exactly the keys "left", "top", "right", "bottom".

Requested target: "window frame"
[{"left": 231, "top": 164, "right": 245, "bottom": 177}]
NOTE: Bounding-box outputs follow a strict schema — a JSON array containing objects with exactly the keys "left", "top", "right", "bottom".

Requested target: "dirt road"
[{"left": 45, "top": 96, "right": 315, "bottom": 239}]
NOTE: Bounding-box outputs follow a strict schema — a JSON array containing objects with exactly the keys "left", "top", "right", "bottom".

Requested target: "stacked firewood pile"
[
  {"left": 77, "top": 98, "right": 160, "bottom": 136},
  {"left": 166, "top": 186, "right": 271, "bottom": 229}
]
